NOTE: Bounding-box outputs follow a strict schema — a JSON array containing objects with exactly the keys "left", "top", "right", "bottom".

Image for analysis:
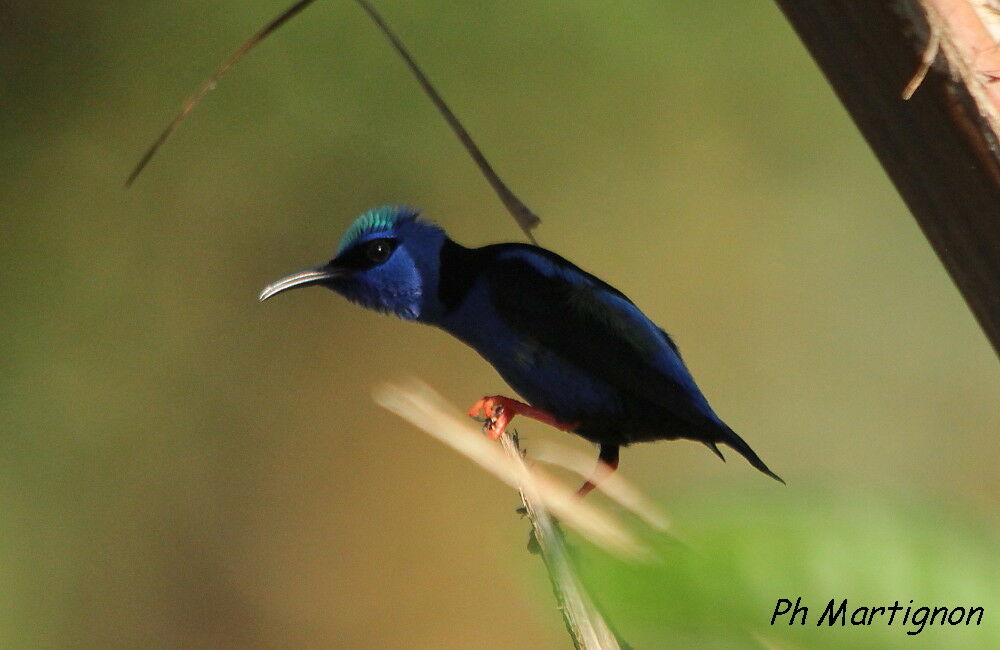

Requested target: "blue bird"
[
  {"left": 123, "top": 0, "right": 782, "bottom": 493},
  {"left": 260, "top": 206, "right": 784, "bottom": 494}
]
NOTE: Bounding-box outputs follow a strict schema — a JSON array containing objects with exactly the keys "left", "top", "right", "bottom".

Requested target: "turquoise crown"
[{"left": 337, "top": 205, "right": 420, "bottom": 253}]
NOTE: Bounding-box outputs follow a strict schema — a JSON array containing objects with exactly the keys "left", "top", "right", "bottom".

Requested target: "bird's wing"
[{"left": 482, "top": 245, "right": 719, "bottom": 427}]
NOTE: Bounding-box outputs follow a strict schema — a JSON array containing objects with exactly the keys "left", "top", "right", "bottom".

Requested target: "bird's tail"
[{"left": 714, "top": 427, "right": 785, "bottom": 484}]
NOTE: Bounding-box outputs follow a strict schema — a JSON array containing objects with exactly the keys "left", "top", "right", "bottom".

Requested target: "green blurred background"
[{"left": 2, "top": 1, "right": 997, "bottom": 648}]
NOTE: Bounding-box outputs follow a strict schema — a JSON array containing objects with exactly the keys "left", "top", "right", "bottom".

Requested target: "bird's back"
[{"left": 432, "top": 240, "right": 727, "bottom": 446}]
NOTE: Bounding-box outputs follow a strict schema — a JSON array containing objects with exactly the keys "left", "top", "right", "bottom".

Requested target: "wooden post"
[{"left": 774, "top": 0, "right": 1000, "bottom": 356}]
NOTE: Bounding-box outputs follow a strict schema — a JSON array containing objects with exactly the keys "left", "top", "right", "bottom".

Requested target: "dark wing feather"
[{"left": 482, "top": 245, "right": 718, "bottom": 428}]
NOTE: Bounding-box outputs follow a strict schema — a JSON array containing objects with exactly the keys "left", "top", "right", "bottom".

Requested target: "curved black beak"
[{"left": 258, "top": 265, "right": 341, "bottom": 302}]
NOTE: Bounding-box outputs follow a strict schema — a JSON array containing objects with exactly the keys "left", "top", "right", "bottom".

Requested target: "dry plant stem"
[
  {"left": 774, "top": 0, "right": 1000, "bottom": 356},
  {"left": 499, "top": 432, "right": 622, "bottom": 650},
  {"left": 374, "top": 380, "right": 650, "bottom": 558},
  {"left": 373, "top": 380, "right": 629, "bottom": 650},
  {"left": 902, "top": 31, "right": 939, "bottom": 99}
]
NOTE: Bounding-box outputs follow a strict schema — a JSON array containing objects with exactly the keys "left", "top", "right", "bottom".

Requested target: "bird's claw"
[{"left": 467, "top": 396, "right": 513, "bottom": 440}]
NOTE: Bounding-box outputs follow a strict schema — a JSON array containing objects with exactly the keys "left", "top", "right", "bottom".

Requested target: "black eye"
[{"left": 365, "top": 239, "right": 393, "bottom": 263}]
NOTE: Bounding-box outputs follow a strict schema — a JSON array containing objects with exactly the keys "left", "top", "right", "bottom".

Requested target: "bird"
[
  {"left": 260, "top": 205, "right": 784, "bottom": 494},
  {"left": 125, "top": 0, "right": 783, "bottom": 493}
]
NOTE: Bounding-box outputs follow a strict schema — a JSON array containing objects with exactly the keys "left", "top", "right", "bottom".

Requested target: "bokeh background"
[{"left": 2, "top": 1, "right": 998, "bottom": 648}]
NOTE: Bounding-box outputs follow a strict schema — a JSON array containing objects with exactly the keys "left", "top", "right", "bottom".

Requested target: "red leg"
[
  {"left": 576, "top": 444, "right": 620, "bottom": 497},
  {"left": 467, "top": 395, "right": 577, "bottom": 440}
]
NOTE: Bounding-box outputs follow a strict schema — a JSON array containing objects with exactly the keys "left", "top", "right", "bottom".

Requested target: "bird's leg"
[
  {"left": 467, "top": 396, "right": 577, "bottom": 440},
  {"left": 576, "top": 444, "right": 620, "bottom": 497}
]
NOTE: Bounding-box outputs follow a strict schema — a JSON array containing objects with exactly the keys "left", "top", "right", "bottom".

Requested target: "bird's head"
[{"left": 259, "top": 205, "right": 446, "bottom": 320}]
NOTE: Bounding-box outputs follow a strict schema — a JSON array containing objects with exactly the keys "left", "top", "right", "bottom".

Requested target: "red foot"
[
  {"left": 576, "top": 458, "right": 619, "bottom": 497},
  {"left": 576, "top": 444, "right": 620, "bottom": 498},
  {"left": 467, "top": 395, "right": 577, "bottom": 440}
]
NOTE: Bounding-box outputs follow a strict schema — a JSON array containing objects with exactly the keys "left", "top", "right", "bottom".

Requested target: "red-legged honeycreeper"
[
  {"left": 123, "top": 0, "right": 782, "bottom": 493},
  {"left": 260, "top": 206, "right": 784, "bottom": 494}
]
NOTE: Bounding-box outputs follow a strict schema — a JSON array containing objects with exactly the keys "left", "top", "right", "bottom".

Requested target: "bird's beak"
[{"left": 258, "top": 265, "right": 341, "bottom": 302}]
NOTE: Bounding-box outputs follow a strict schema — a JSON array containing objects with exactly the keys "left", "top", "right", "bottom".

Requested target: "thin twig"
[
  {"left": 353, "top": 0, "right": 540, "bottom": 243},
  {"left": 125, "top": 1, "right": 541, "bottom": 244},
  {"left": 125, "top": 0, "right": 321, "bottom": 186}
]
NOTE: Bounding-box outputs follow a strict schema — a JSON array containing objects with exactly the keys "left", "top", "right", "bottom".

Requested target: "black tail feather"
[
  {"left": 703, "top": 440, "right": 726, "bottom": 462},
  {"left": 718, "top": 428, "right": 785, "bottom": 484}
]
